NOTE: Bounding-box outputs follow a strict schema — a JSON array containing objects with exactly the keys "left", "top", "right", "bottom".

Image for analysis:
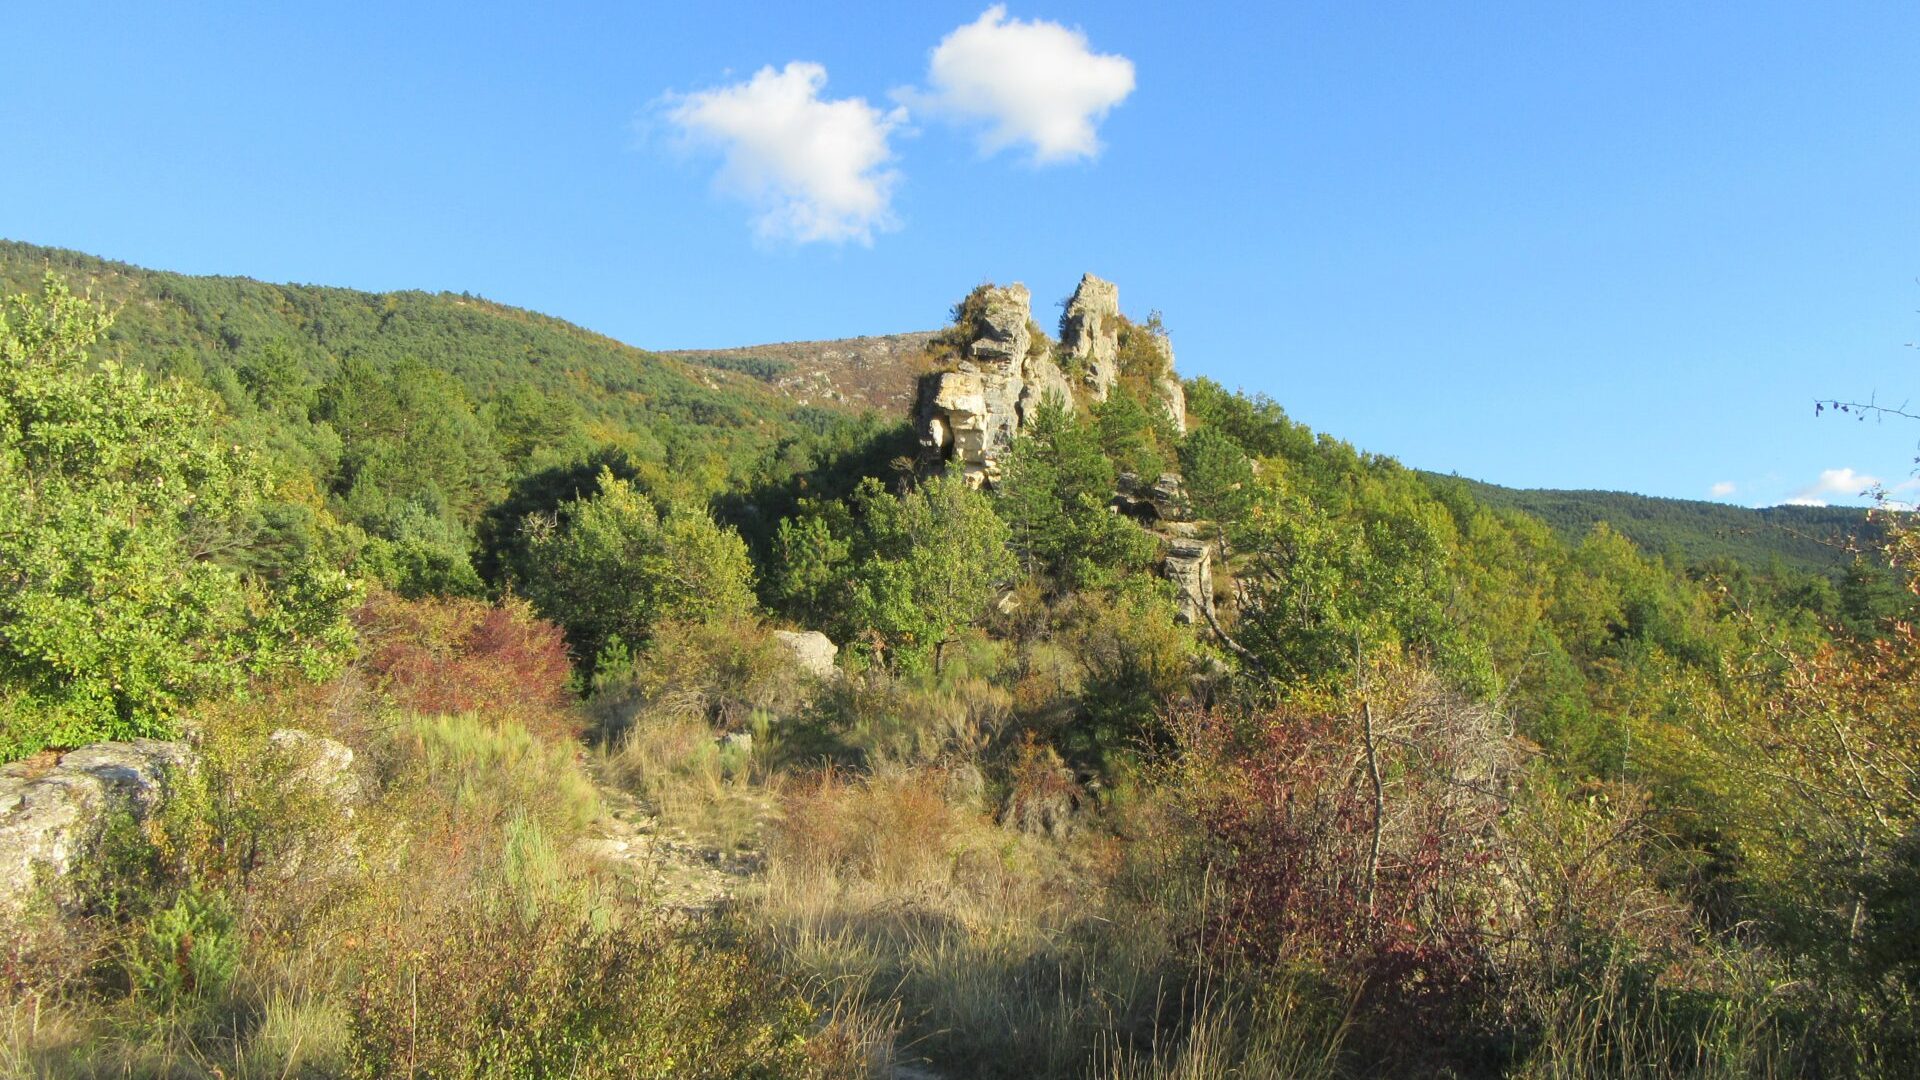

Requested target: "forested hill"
[
  {"left": 1439, "top": 474, "right": 1873, "bottom": 574},
  {"left": 3, "top": 238, "right": 1873, "bottom": 584},
  {"left": 0, "top": 240, "right": 844, "bottom": 472}
]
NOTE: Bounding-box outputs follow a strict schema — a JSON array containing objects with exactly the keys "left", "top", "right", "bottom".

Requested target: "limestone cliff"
[
  {"left": 1060, "top": 273, "right": 1121, "bottom": 402},
  {"left": 917, "top": 275, "right": 1189, "bottom": 486},
  {"left": 918, "top": 283, "right": 1074, "bottom": 486},
  {"left": 913, "top": 275, "right": 1212, "bottom": 622}
]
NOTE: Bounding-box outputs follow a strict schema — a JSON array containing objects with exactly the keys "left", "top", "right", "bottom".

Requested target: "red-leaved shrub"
[
  {"left": 1167, "top": 663, "right": 1511, "bottom": 1025},
  {"left": 356, "top": 591, "right": 578, "bottom": 740}
]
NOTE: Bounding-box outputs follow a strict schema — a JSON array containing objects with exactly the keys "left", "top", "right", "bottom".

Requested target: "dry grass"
[
  {"left": 752, "top": 762, "right": 1347, "bottom": 1079},
  {"left": 1, "top": 671, "right": 851, "bottom": 1079}
]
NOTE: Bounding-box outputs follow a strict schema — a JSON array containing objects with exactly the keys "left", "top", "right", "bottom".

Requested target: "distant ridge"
[
  {"left": 1438, "top": 475, "right": 1875, "bottom": 575},
  {"left": 662, "top": 332, "right": 937, "bottom": 414}
]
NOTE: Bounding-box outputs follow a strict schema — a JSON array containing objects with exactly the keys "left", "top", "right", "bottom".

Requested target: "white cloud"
[
  {"left": 909, "top": 5, "right": 1135, "bottom": 163},
  {"left": 1783, "top": 466, "right": 1882, "bottom": 507},
  {"left": 664, "top": 62, "right": 904, "bottom": 244},
  {"left": 1709, "top": 481, "right": 1737, "bottom": 498}
]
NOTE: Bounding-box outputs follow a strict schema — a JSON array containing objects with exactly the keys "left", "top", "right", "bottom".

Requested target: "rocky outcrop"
[
  {"left": 919, "top": 284, "right": 1073, "bottom": 486},
  {"left": 917, "top": 274, "right": 1190, "bottom": 485},
  {"left": 1113, "top": 472, "right": 1191, "bottom": 524},
  {"left": 1059, "top": 273, "right": 1187, "bottom": 435},
  {"left": 1, "top": 731, "right": 359, "bottom": 917},
  {"left": 1164, "top": 537, "right": 1216, "bottom": 627},
  {"left": 0, "top": 739, "right": 196, "bottom": 916},
  {"left": 1154, "top": 336, "right": 1189, "bottom": 437},
  {"left": 1060, "top": 273, "right": 1121, "bottom": 401},
  {"left": 772, "top": 629, "right": 839, "bottom": 680}
]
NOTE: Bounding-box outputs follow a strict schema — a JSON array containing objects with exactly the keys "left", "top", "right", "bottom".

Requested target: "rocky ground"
[{"left": 578, "top": 759, "right": 755, "bottom": 916}]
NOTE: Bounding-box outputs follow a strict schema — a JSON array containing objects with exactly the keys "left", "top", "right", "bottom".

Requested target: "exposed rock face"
[
  {"left": 919, "top": 283, "right": 1072, "bottom": 486},
  {"left": 2, "top": 731, "right": 360, "bottom": 917},
  {"left": 918, "top": 274, "right": 1188, "bottom": 485},
  {"left": 1154, "top": 335, "right": 1189, "bottom": 436},
  {"left": 267, "top": 728, "right": 361, "bottom": 809},
  {"left": 0, "top": 739, "right": 196, "bottom": 916},
  {"left": 1060, "top": 273, "right": 1121, "bottom": 401},
  {"left": 1164, "top": 537, "right": 1216, "bottom": 627},
  {"left": 773, "top": 629, "right": 839, "bottom": 680},
  {"left": 1113, "top": 472, "right": 1191, "bottom": 524}
]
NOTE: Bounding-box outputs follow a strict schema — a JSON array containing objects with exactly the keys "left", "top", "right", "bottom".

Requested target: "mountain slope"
[
  {"left": 4, "top": 239, "right": 1872, "bottom": 583},
  {"left": 0, "top": 240, "right": 840, "bottom": 474},
  {"left": 1439, "top": 475, "right": 1873, "bottom": 574},
  {"left": 663, "top": 331, "right": 936, "bottom": 414}
]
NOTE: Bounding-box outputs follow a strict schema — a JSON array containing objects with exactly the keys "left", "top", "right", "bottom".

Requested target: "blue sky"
[{"left": 6, "top": 2, "right": 1917, "bottom": 505}]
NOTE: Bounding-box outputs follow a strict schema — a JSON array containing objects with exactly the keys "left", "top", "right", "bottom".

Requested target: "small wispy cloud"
[
  {"left": 905, "top": 5, "right": 1135, "bottom": 164},
  {"left": 1781, "top": 466, "right": 1882, "bottom": 507},
  {"left": 1709, "top": 481, "right": 1737, "bottom": 498},
  {"left": 663, "top": 62, "right": 905, "bottom": 245}
]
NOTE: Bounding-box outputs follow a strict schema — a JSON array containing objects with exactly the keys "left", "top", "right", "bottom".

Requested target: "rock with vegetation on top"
[
  {"left": 0, "top": 739, "right": 196, "bottom": 916},
  {"left": 773, "top": 629, "right": 840, "bottom": 680},
  {"left": 1, "top": 730, "right": 362, "bottom": 916},
  {"left": 920, "top": 283, "right": 1054, "bottom": 486},
  {"left": 1164, "top": 537, "right": 1216, "bottom": 627},
  {"left": 1060, "top": 272, "right": 1122, "bottom": 401}
]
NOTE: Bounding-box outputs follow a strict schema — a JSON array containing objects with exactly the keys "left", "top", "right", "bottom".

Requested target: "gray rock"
[
  {"left": 267, "top": 728, "right": 361, "bottom": 808},
  {"left": 1060, "top": 273, "right": 1121, "bottom": 401},
  {"left": 918, "top": 274, "right": 1187, "bottom": 483},
  {"left": 969, "top": 283, "right": 1033, "bottom": 365},
  {"left": 773, "top": 629, "right": 839, "bottom": 680},
  {"left": 1164, "top": 537, "right": 1216, "bottom": 627},
  {"left": 1153, "top": 333, "right": 1188, "bottom": 435},
  {"left": 0, "top": 739, "right": 196, "bottom": 917},
  {"left": 918, "top": 283, "right": 1053, "bottom": 487}
]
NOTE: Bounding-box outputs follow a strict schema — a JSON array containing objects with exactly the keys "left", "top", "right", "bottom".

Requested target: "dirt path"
[
  {"left": 578, "top": 763, "right": 754, "bottom": 915},
  {"left": 579, "top": 762, "right": 945, "bottom": 1080}
]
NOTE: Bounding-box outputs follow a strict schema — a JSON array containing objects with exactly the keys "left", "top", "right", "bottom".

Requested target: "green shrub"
[
  {"left": 0, "top": 274, "right": 355, "bottom": 760},
  {"left": 346, "top": 907, "right": 825, "bottom": 1080}
]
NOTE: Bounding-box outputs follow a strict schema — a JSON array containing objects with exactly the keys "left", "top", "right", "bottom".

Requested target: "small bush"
[
  {"left": 357, "top": 590, "right": 577, "bottom": 740},
  {"left": 346, "top": 905, "right": 824, "bottom": 1080}
]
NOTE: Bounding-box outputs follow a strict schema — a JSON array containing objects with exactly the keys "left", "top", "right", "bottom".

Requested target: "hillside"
[
  {"left": 1441, "top": 475, "right": 1874, "bottom": 575},
  {"left": 663, "top": 330, "right": 936, "bottom": 413},
  {"left": 0, "top": 240, "right": 841, "bottom": 474},
  {"left": 9, "top": 243, "right": 1920, "bottom": 1076}
]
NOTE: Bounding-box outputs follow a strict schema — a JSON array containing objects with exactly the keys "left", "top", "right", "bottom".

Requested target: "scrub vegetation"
[{"left": 5, "top": 247, "right": 1918, "bottom": 1077}]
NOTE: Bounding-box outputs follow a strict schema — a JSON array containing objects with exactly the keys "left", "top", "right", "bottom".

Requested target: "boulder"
[
  {"left": 0, "top": 739, "right": 196, "bottom": 916},
  {"left": 773, "top": 629, "right": 839, "bottom": 680},
  {"left": 267, "top": 728, "right": 362, "bottom": 809}
]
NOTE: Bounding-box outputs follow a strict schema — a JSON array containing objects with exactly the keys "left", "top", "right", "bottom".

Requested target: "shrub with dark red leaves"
[
  {"left": 356, "top": 591, "right": 578, "bottom": 740},
  {"left": 1166, "top": 663, "right": 1512, "bottom": 1048}
]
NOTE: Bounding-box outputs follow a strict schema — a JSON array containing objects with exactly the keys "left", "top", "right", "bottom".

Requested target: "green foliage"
[
  {"left": 1452, "top": 475, "right": 1873, "bottom": 577},
  {"left": 123, "top": 886, "right": 240, "bottom": 1015},
  {"left": 0, "top": 275, "right": 354, "bottom": 759},
  {"left": 996, "top": 401, "right": 1157, "bottom": 590},
  {"left": 1178, "top": 424, "right": 1257, "bottom": 531},
  {"left": 514, "top": 470, "right": 758, "bottom": 664},
  {"left": 1092, "top": 382, "right": 1175, "bottom": 479},
  {"left": 777, "top": 473, "right": 1017, "bottom": 669}
]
